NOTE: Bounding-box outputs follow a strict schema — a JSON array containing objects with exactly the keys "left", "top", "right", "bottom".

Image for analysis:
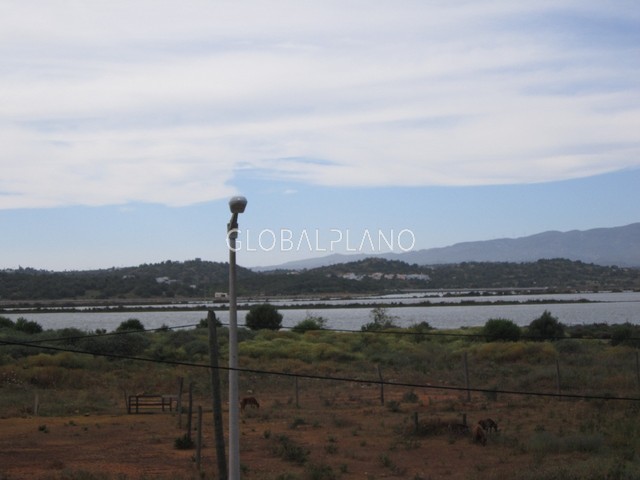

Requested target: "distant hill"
[
  {"left": 2, "top": 257, "right": 640, "bottom": 302},
  {"left": 256, "top": 223, "right": 640, "bottom": 271}
]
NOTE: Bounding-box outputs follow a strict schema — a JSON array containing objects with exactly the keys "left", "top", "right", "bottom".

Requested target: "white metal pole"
[{"left": 228, "top": 221, "right": 240, "bottom": 480}]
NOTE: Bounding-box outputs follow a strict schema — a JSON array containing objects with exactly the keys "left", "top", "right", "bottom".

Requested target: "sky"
[{"left": 1, "top": 1, "right": 639, "bottom": 271}]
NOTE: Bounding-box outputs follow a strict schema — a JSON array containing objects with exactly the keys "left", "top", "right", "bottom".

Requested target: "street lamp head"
[{"left": 229, "top": 196, "right": 247, "bottom": 214}]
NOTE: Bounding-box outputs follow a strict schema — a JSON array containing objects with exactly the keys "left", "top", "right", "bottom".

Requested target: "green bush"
[
  {"left": 270, "top": 434, "right": 309, "bottom": 464},
  {"left": 15, "top": 317, "right": 43, "bottom": 334},
  {"left": 361, "top": 307, "right": 398, "bottom": 331},
  {"left": 610, "top": 323, "right": 640, "bottom": 347},
  {"left": 408, "top": 321, "right": 433, "bottom": 343},
  {"left": 245, "top": 304, "right": 283, "bottom": 330},
  {"left": 305, "top": 462, "right": 338, "bottom": 480},
  {"left": 527, "top": 311, "right": 565, "bottom": 341},
  {"left": 291, "top": 314, "right": 326, "bottom": 333},
  {"left": 0, "top": 316, "right": 15, "bottom": 329},
  {"left": 115, "top": 319, "right": 145, "bottom": 332},
  {"left": 482, "top": 318, "right": 521, "bottom": 342},
  {"left": 79, "top": 332, "right": 150, "bottom": 358}
]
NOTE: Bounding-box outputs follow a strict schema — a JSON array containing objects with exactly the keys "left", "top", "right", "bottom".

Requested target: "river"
[{"left": 2, "top": 291, "right": 640, "bottom": 332}]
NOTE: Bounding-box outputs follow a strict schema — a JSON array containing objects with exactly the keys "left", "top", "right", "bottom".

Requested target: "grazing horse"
[
  {"left": 479, "top": 418, "right": 498, "bottom": 433},
  {"left": 472, "top": 424, "right": 487, "bottom": 445},
  {"left": 240, "top": 396, "right": 260, "bottom": 412}
]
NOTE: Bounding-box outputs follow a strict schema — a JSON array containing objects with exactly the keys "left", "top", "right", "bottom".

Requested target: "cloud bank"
[{"left": 1, "top": 0, "right": 639, "bottom": 209}]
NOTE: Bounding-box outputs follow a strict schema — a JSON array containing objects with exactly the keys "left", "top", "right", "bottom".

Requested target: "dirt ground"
[{"left": 0, "top": 387, "right": 607, "bottom": 479}]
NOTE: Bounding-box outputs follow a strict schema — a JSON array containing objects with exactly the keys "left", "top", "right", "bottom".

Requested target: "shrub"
[
  {"left": 361, "top": 307, "right": 398, "bottom": 331},
  {"left": 270, "top": 434, "right": 309, "bottom": 464},
  {"left": 245, "top": 304, "right": 283, "bottom": 330},
  {"left": 482, "top": 318, "right": 521, "bottom": 342},
  {"left": 611, "top": 323, "right": 640, "bottom": 347},
  {"left": 54, "top": 328, "right": 89, "bottom": 346},
  {"left": 292, "top": 314, "right": 326, "bottom": 333},
  {"left": 0, "top": 316, "right": 15, "bottom": 329},
  {"left": 305, "top": 462, "right": 338, "bottom": 480},
  {"left": 115, "top": 319, "right": 145, "bottom": 332},
  {"left": 408, "top": 321, "right": 433, "bottom": 342},
  {"left": 15, "top": 317, "right": 43, "bottom": 334},
  {"left": 290, "top": 417, "right": 307, "bottom": 429},
  {"left": 527, "top": 311, "right": 565, "bottom": 341},
  {"left": 79, "top": 332, "right": 150, "bottom": 358},
  {"left": 402, "top": 390, "right": 419, "bottom": 403},
  {"left": 174, "top": 433, "right": 194, "bottom": 449}
]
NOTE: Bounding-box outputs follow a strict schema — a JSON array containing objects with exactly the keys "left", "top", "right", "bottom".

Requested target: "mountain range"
[{"left": 255, "top": 222, "right": 640, "bottom": 271}]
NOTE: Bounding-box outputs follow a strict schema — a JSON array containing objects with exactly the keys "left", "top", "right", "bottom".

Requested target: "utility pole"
[{"left": 207, "top": 309, "right": 227, "bottom": 480}]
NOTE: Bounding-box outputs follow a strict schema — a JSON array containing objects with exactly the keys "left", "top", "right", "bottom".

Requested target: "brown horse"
[
  {"left": 472, "top": 424, "right": 487, "bottom": 445},
  {"left": 240, "top": 396, "right": 260, "bottom": 412},
  {"left": 479, "top": 418, "right": 498, "bottom": 433}
]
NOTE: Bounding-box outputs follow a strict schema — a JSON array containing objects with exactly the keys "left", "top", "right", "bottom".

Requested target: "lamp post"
[{"left": 227, "top": 195, "right": 246, "bottom": 480}]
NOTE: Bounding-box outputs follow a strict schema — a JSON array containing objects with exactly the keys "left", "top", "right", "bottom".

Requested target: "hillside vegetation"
[{"left": 1, "top": 258, "right": 639, "bottom": 302}]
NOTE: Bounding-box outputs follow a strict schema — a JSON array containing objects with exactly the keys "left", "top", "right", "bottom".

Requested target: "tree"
[
  {"left": 527, "top": 310, "right": 565, "bottom": 341},
  {"left": 115, "top": 318, "right": 145, "bottom": 332},
  {"left": 482, "top": 318, "right": 521, "bottom": 342},
  {"left": 0, "top": 316, "right": 15, "bottom": 329},
  {"left": 245, "top": 304, "right": 283, "bottom": 330},
  {"left": 14, "top": 317, "right": 43, "bottom": 334},
  {"left": 361, "top": 307, "right": 398, "bottom": 331}
]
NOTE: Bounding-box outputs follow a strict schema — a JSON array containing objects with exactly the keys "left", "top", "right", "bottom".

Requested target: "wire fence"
[{"left": 3, "top": 321, "right": 640, "bottom": 403}]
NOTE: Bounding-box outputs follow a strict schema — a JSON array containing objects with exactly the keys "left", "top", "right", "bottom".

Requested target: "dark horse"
[
  {"left": 240, "top": 396, "right": 260, "bottom": 411},
  {"left": 478, "top": 418, "right": 498, "bottom": 433}
]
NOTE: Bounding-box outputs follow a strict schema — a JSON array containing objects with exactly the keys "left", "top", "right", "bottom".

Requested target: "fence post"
[
  {"left": 177, "top": 377, "right": 184, "bottom": 429},
  {"left": 196, "top": 406, "right": 203, "bottom": 471},
  {"left": 463, "top": 352, "right": 471, "bottom": 402},
  {"left": 377, "top": 365, "right": 384, "bottom": 405},
  {"left": 556, "top": 359, "right": 562, "bottom": 398},
  {"left": 187, "top": 382, "right": 194, "bottom": 442},
  {"left": 295, "top": 376, "right": 300, "bottom": 409}
]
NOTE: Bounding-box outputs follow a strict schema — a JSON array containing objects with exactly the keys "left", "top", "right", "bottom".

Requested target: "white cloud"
[{"left": 1, "top": 0, "right": 639, "bottom": 209}]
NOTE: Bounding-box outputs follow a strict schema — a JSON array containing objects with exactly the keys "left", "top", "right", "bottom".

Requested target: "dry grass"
[{"left": 2, "top": 326, "right": 640, "bottom": 478}]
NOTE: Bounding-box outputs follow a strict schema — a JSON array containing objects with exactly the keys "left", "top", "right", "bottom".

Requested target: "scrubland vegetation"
[{"left": 2, "top": 310, "right": 640, "bottom": 479}]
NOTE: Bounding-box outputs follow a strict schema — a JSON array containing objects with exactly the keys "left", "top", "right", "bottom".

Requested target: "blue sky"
[{"left": 1, "top": 1, "right": 639, "bottom": 271}]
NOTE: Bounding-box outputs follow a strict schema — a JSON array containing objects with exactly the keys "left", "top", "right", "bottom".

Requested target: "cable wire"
[{"left": 1, "top": 337, "right": 639, "bottom": 403}]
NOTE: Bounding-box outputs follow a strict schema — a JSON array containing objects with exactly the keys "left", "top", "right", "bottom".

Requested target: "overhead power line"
[{"left": 1, "top": 337, "right": 639, "bottom": 403}]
